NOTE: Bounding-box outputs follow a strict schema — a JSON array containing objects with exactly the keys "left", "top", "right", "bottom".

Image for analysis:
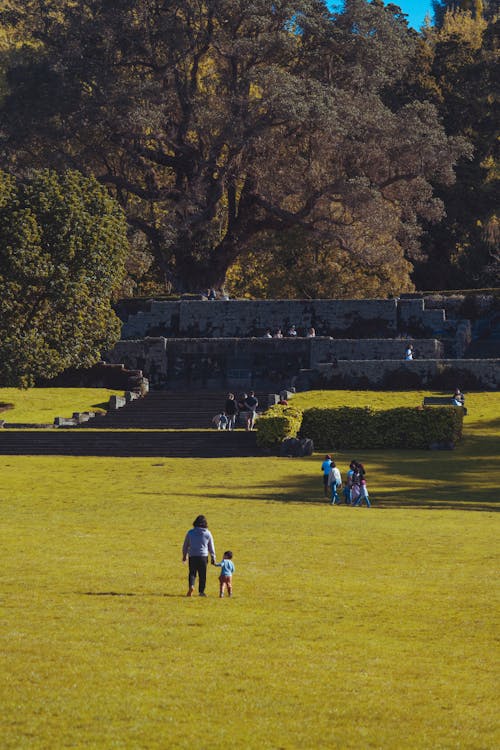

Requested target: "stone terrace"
[{"left": 105, "top": 296, "right": 499, "bottom": 391}]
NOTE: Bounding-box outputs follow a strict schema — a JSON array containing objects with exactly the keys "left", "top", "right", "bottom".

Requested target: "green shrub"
[
  {"left": 256, "top": 404, "right": 303, "bottom": 447},
  {"left": 300, "top": 406, "right": 463, "bottom": 450}
]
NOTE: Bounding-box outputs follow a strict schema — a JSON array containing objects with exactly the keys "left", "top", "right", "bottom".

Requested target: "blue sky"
[
  {"left": 328, "top": 1, "right": 434, "bottom": 30},
  {"left": 394, "top": 0, "right": 434, "bottom": 29}
]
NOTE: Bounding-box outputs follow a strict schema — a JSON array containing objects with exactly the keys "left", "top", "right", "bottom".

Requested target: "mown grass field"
[
  {"left": 1, "top": 390, "right": 499, "bottom": 748},
  {"left": 0, "top": 387, "right": 123, "bottom": 423}
]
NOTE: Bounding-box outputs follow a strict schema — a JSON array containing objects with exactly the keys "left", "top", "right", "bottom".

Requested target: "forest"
[{"left": 0, "top": 0, "right": 498, "bottom": 299}]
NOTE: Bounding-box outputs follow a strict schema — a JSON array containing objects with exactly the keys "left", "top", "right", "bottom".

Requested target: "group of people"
[
  {"left": 263, "top": 326, "right": 316, "bottom": 338},
  {"left": 182, "top": 515, "right": 235, "bottom": 598},
  {"left": 214, "top": 391, "right": 259, "bottom": 431},
  {"left": 321, "top": 455, "right": 371, "bottom": 507}
]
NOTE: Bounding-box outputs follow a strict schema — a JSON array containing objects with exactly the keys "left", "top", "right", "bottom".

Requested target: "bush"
[
  {"left": 256, "top": 404, "right": 303, "bottom": 447},
  {"left": 300, "top": 406, "right": 463, "bottom": 450}
]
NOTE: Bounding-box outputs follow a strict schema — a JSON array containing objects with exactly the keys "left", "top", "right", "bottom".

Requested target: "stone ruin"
[{"left": 101, "top": 295, "right": 499, "bottom": 391}]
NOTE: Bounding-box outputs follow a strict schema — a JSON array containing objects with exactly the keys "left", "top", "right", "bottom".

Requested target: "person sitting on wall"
[
  {"left": 404, "top": 343, "right": 414, "bottom": 360},
  {"left": 451, "top": 388, "right": 465, "bottom": 407},
  {"left": 287, "top": 324, "right": 298, "bottom": 336},
  {"left": 306, "top": 327, "right": 316, "bottom": 337},
  {"left": 274, "top": 329, "right": 283, "bottom": 338},
  {"left": 263, "top": 329, "right": 272, "bottom": 338},
  {"left": 208, "top": 288, "right": 217, "bottom": 300}
]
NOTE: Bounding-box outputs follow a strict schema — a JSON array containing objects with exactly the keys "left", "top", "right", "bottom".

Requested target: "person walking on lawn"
[
  {"left": 328, "top": 461, "right": 343, "bottom": 505},
  {"left": 182, "top": 515, "right": 216, "bottom": 597},
  {"left": 321, "top": 454, "right": 332, "bottom": 498}
]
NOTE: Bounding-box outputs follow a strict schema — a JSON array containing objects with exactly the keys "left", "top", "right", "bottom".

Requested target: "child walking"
[
  {"left": 215, "top": 551, "right": 235, "bottom": 598},
  {"left": 343, "top": 460, "right": 356, "bottom": 505},
  {"left": 352, "top": 462, "right": 371, "bottom": 507},
  {"left": 327, "top": 461, "right": 343, "bottom": 505}
]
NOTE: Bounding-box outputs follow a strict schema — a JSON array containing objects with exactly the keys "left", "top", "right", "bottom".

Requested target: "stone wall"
[
  {"left": 105, "top": 336, "right": 444, "bottom": 389},
  {"left": 120, "top": 299, "right": 408, "bottom": 339},
  {"left": 303, "top": 359, "right": 499, "bottom": 390},
  {"left": 106, "top": 338, "right": 168, "bottom": 385}
]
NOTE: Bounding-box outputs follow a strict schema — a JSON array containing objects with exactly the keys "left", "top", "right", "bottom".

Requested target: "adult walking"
[
  {"left": 321, "top": 454, "right": 332, "bottom": 498},
  {"left": 182, "top": 515, "right": 216, "bottom": 597}
]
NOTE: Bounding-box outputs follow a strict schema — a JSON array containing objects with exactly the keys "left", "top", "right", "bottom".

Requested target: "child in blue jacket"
[{"left": 215, "top": 551, "right": 235, "bottom": 598}]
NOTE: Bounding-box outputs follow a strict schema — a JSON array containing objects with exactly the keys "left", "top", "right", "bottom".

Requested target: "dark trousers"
[{"left": 188, "top": 556, "right": 208, "bottom": 593}]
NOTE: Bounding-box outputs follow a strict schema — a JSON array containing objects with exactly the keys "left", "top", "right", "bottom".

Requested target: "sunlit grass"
[
  {"left": 0, "top": 387, "right": 123, "bottom": 423},
  {"left": 1, "top": 450, "right": 498, "bottom": 748}
]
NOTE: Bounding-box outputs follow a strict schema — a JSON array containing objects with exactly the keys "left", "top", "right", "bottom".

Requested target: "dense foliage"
[
  {"left": 412, "top": 5, "right": 499, "bottom": 289},
  {"left": 0, "top": 0, "right": 481, "bottom": 295},
  {"left": 300, "top": 405, "right": 464, "bottom": 448},
  {"left": 256, "top": 404, "right": 304, "bottom": 447},
  {"left": 0, "top": 169, "right": 128, "bottom": 386}
]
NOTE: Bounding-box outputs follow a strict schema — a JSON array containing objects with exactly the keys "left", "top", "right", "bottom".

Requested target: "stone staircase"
[
  {"left": 76, "top": 391, "right": 269, "bottom": 430},
  {"left": 0, "top": 429, "right": 264, "bottom": 457},
  {"left": 0, "top": 391, "right": 272, "bottom": 457}
]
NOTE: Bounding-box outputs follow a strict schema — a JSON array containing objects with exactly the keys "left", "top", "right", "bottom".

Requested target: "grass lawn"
[
  {"left": 1, "top": 448, "right": 498, "bottom": 748},
  {"left": 0, "top": 388, "right": 124, "bottom": 423},
  {"left": 1, "top": 389, "right": 498, "bottom": 747}
]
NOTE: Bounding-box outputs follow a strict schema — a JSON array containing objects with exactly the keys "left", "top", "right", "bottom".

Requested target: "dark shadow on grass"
[
  {"left": 174, "top": 445, "right": 499, "bottom": 511},
  {"left": 77, "top": 591, "right": 188, "bottom": 598}
]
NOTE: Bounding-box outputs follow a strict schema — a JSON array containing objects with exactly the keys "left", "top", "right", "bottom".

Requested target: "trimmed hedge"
[
  {"left": 256, "top": 405, "right": 303, "bottom": 447},
  {"left": 300, "top": 406, "right": 464, "bottom": 450}
]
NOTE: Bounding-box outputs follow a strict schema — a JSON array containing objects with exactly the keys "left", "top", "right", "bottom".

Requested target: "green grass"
[
  {"left": 1, "top": 455, "right": 498, "bottom": 748},
  {"left": 0, "top": 387, "right": 123, "bottom": 423},
  {"left": 1, "top": 389, "right": 498, "bottom": 747}
]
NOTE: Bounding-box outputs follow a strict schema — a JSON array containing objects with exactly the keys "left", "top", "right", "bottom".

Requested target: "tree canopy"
[
  {"left": 0, "top": 169, "right": 128, "bottom": 386},
  {"left": 0, "top": 0, "right": 470, "bottom": 294}
]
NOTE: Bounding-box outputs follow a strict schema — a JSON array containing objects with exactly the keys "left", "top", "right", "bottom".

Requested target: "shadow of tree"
[{"left": 194, "top": 431, "right": 500, "bottom": 511}]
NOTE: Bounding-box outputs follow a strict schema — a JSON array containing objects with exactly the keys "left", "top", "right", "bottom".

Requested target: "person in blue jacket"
[
  {"left": 321, "top": 454, "right": 332, "bottom": 497},
  {"left": 214, "top": 551, "right": 235, "bottom": 598},
  {"left": 182, "top": 515, "right": 216, "bottom": 597}
]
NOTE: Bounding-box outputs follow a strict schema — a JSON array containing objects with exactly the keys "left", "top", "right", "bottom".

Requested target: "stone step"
[
  {"left": 77, "top": 391, "right": 269, "bottom": 430},
  {"left": 0, "top": 430, "right": 265, "bottom": 457}
]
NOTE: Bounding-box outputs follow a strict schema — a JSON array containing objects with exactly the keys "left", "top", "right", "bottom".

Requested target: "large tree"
[
  {"left": 410, "top": 10, "right": 499, "bottom": 288},
  {"left": 0, "top": 0, "right": 467, "bottom": 292},
  {"left": 0, "top": 169, "right": 129, "bottom": 386}
]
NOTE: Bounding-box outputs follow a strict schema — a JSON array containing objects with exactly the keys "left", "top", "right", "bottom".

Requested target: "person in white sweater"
[{"left": 327, "top": 462, "right": 343, "bottom": 505}]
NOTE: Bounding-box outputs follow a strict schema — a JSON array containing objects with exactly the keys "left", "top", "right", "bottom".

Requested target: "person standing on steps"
[
  {"left": 182, "top": 515, "right": 216, "bottom": 597},
  {"left": 236, "top": 393, "right": 247, "bottom": 428},
  {"left": 224, "top": 393, "right": 237, "bottom": 430},
  {"left": 244, "top": 391, "right": 259, "bottom": 430}
]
